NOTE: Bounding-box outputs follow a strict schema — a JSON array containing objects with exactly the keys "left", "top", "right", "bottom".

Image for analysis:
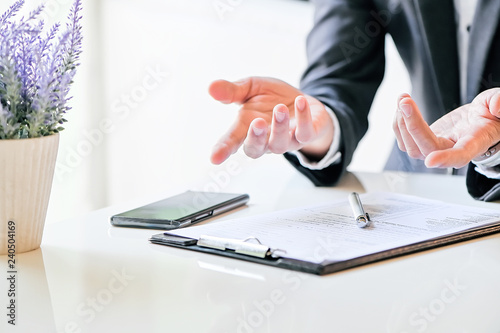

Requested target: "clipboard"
[
  {"left": 148, "top": 192, "right": 500, "bottom": 275},
  {"left": 149, "top": 223, "right": 500, "bottom": 275},
  {"left": 149, "top": 233, "right": 323, "bottom": 274}
]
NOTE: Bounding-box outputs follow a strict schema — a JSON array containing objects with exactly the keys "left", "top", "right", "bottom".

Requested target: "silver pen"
[{"left": 348, "top": 192, "right": 371, "bottom": 228}]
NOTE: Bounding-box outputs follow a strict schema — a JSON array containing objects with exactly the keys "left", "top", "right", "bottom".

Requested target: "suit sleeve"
[
  {"left": 285, "top": 0, "right": 387, "bottom": 186},
  {"left": 466, "top": 164, "right": 500, "bottom": 201}
]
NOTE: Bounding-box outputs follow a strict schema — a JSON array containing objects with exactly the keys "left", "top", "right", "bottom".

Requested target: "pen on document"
[{"left": 348, "top": 192, "right": 371, "bottom": 228}]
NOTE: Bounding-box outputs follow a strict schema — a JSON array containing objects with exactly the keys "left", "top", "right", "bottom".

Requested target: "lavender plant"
[{"left": 0, "top": 0, "right": 82, "bottom": 139}]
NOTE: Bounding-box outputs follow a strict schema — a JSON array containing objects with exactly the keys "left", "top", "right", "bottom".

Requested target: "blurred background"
[{"left": 6, "top": 0, "right": 410, "bottom": 224}]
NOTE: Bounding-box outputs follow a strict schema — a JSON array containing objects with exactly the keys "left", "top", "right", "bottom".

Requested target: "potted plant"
[{"left": 0, "top": 0, "right": 82, "bottom": 254}]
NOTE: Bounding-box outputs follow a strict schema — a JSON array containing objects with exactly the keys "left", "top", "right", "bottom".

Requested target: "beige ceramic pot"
[{"left": 0, "top": 133, "right": 59, "bottom": 254}]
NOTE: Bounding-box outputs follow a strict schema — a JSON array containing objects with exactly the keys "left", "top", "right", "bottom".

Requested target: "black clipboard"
[{"left": 149, "top": 223, "right": 500, "bottom": 275}]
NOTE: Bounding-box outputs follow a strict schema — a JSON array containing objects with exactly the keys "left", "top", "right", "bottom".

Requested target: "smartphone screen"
[{"left": 110, "top": 191, "right": 249, "bottom": 230}]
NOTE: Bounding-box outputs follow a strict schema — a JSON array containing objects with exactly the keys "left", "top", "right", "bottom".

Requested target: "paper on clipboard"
[{"left": 164, "top": 192, "right": 500, "bottom": 264}]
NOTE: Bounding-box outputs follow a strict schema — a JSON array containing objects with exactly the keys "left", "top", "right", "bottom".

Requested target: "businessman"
[{"left": 209, "top": 0, "right": 500, "bottom": 201}]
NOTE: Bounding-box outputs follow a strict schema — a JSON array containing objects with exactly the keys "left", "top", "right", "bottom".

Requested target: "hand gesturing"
[
  {"left": 209, "top": 77, "right": 334, "bottom": 164},
  {"left": 393, "top": 88, "right": 500, "bottom": 168}
]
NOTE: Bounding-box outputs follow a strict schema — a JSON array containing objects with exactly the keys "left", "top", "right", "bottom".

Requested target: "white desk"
[{"left": 2, "top": 162, "right": 500, "bottom": 333}]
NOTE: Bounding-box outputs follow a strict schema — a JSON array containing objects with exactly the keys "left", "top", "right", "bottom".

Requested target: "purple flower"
[{"left": 0, "top": 0, "right": 82, "bottom": 139}]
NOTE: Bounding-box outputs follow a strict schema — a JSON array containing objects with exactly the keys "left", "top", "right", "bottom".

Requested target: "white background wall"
[{"left": 3, "top": 0, "right": 410, "bottom": 224}]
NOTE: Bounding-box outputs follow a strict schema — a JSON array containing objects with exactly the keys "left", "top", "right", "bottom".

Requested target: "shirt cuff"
[
  {"left": 473, "top": 164, "right": 500, "bottom": 180},
  {"left": 288, "top": 105, "right": 342, "bottom": 170},
  {"left": 471, "top": 141, "right": 500, "bottom": 178}
]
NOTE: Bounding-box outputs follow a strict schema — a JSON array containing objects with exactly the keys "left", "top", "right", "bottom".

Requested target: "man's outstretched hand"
[
  {"left": 208, "top": 77, "right": 334, "bottom": 164},
  {"left": 393, "top": 88, "right": 500, "bottom": 168}
]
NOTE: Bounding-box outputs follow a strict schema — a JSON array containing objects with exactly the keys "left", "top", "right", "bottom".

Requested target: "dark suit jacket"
[{"left": 285, "top": 0, "right": 500, "bottom": 201}]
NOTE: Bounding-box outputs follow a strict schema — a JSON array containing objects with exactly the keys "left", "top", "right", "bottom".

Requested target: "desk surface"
[{"left": 2, "top": 161, "right": 500, "bottom": 333}]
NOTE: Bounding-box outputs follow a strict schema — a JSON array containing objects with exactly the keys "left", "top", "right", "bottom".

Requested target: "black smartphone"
[{"left": 110, "top": 191, "right": 249, "bottom": 230}]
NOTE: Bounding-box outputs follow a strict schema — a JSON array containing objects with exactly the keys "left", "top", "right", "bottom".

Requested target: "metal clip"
[{"left": 197, "top": 235, "right": 286, "bottom": 259}]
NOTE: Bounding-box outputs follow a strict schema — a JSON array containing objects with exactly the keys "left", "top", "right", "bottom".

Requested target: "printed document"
[{"left": 167, "top": 192, "right": 500, "bottom": 264}]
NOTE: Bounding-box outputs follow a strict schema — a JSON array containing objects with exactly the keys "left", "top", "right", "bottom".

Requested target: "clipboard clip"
[{"left": 197, "top": 235, "right": 285, "bottom": 259}]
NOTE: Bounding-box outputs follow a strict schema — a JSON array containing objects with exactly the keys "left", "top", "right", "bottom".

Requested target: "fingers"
[
  {"left": 210, "top": 143, "right": 235, "bottom": 165},
  {"left": 394, "top": 97, "right": 425, "bottom": 159},
  {"left": 209, "top": 77, "right": 262, "bottom": 164},
  {"left": 243, "top": 118, "right": 269, "bottom": 159},
  {"left": 242, "top": 96, "right": 321, "bottom": 158},
  {"left": 393, "top": 93, "right": 411, "bottom": 152},
  {"left": 395, "top": 106, "right": 423, "bottom": 159},
  {"left": 295, "top": 96, "right": 315, "bottom": 143},
  {"left": 245, "top": 104, "right": 295, "bottom": 157},
  {"left": 425, "top": 150, "right": 469, "bottom": 168},
  {"left": 487, "top": 89, "right": 500, "bottom": 119},
  {"left": 210, "top": 124, "right": 246, "bottom": 165},
  {"left": 208, "top": 78, "right": 256, "bottom": 105},
  {"left": 268, "top": 104, "right": 291, "bottom": 154},
  {"left": 210, "top": 92, "right": 318, "bottom": 163},
  {"left": 425, "top": 140, "right": 478, "bottom": 169},
  {"left": 394, "top": 95, "right": 445, "bottom": 159},
  {"left": 210, "top": 101, "right": 292, "bottom": 164}
]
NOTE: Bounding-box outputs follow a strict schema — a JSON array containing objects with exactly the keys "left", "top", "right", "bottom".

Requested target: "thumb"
[
  {"left": 208, "top": 78, "right": 255, "bottom": 105},
  {"left": 425, "top": 147, "right": 472, "bottom": 169},
  {"left": 424, "top": 135, "right": 480, "bottom": 169}
]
